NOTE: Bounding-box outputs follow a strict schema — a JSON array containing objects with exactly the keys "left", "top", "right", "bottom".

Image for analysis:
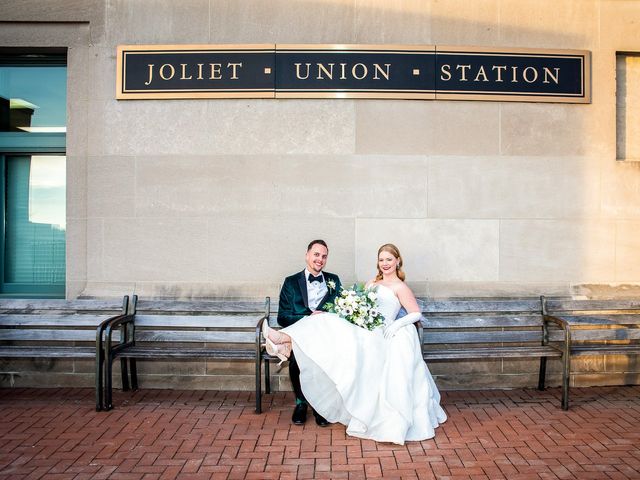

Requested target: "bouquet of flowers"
[{"left": 323, "top": 283, "right": 385, "bottom": 331}]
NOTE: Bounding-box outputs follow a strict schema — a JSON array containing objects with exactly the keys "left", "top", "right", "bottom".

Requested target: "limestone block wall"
[
  {"left": 64, "top": 0, "right": 640, "bottom": 301},
  {"left": 1, "top": 0, "right": 640, "bottom": 390}
]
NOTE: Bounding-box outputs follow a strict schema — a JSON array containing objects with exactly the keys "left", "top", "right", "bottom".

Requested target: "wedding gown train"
[{"left": 282, "top": 284, "right": 447, "bottom": 445}]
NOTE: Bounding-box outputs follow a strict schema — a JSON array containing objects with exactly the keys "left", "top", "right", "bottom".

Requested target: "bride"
[{"left": 263, "top": 243, "right": 447, "bottom": 444}]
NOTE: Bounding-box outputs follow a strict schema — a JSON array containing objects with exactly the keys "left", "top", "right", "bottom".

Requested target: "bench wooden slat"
[
  {"left": 0, "top": 330, "right": 98, "bottom": 341},
  {"left": 423, "top": 315, "right": 543, "bottom": 328},
  {"left": 569, "top": 329, "right": 640, "bottom": 341},
  {"left": 135, "top": 330, "right": 254, "bottom": 343},
  {"left": 422, "top": 330, "right": 547, "bottom": 344},
  {"left": 0, "top": 315, "right": 113, "bottom": 327},
  {"left": 0, "top": 346, "right": 96, "bottom": 358},
  {"left": 549, "top": 331, "right": 566, "bottom": 342},
  {"left": 117, "top": 346, "right": 255, "bottom": 359},
  {"left": 572, "top": 345, "right": 640, "bottom": 356},
  {"left": 423, "top": 346, "right": 561, "bottom": 360},
  {"left": 135, "top": 300, "right": 266, "bottom": 313},
  {"left": 0, "top": 299, "right": 125, "bottom": 313},
  {"left": 551, "top": 314, "right": 640, "bottom": 327},
  {"left": 420, "top": 299, "right": 541, "bottom": 313},
  {"left": 545, "top": 299, "right": 640, "bottom": 312},
  {"left": 135, "top": 315, "right": 261, "bottom": 328}
]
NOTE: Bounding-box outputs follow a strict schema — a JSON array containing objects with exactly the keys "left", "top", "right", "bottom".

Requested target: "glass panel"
[
  {"left": 5, "top": 155, "right": 66, "bottom": 286},
  {"left": 0, "top": 66, "right": 67, "bottom": 134},
  {"left": 616, "top": 53, "right": 640, "bottom": 161}
]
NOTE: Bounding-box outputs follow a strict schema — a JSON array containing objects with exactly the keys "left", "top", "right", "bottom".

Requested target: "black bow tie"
[{"left": 308, "top": 274, "right": 323, "bottom": 283}]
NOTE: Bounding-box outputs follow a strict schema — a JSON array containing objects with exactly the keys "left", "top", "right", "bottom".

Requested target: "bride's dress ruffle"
[{"left": 282, "top": 285, "right": 447, "bottom": 445}]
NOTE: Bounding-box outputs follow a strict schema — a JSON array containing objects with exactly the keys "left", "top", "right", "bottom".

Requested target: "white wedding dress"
[{"left": 282, "top": 284, "right": 447, "bottom": 445}]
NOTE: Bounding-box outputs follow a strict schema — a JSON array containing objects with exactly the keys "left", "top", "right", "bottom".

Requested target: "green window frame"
[{"left": 0, "top": 50, "right": 67, "bottom": 298}]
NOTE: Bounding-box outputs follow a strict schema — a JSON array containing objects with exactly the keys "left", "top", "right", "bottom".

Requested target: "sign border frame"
[{"left": 115, "top": 43, "right": 591, "bottom": 103}]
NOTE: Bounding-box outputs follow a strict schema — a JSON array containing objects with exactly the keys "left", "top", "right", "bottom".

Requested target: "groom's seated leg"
[
  {"left": 289, "top": 353, "right": 308, "bottom": 425},
  {"left": 292, "top": 400, "right": 308, "bottom": 425}
]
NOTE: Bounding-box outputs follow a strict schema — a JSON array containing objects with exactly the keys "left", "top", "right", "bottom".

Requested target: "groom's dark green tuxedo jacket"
[{"left": 277, "top": 270, "right": 342, "bottom": 327}]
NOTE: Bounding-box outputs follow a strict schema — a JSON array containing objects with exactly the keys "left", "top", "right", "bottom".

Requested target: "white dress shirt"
[{"left": 305, "top": 268, "right": 328, "bottom": 311}]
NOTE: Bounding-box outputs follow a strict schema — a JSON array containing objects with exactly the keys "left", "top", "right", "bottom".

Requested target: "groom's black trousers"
[{"left": 288, "top": 352, "right": 306, "bottom": 403}]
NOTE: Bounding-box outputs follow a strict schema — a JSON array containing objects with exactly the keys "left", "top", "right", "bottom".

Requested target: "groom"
[{"left": 277, "top": 239, "right": 342, "bottom": 426}]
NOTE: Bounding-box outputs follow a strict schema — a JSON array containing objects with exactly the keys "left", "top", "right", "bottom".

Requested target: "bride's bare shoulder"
[
  {"left": 375, "top": 280, "right": 406, "bottom": 295},
  {"left": 394, "top": 281, "right": 416, "bottom": 297},
  {"left": 365, "top": 278, "right": 378, "bottom": 288}
]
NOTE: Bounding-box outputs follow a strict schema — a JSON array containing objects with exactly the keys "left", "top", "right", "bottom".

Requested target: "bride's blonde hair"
[{"left": 375, "top": 243, "right": 406, "bottom": 281}]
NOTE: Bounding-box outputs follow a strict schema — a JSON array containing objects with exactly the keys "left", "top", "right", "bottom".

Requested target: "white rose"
[{"left": 368, "top": 292, "right": 377, "bottom": 302}]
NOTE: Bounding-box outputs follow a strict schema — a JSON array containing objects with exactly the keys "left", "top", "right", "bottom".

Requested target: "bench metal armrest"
[
  {"left": 255, "top": 297, "right": 271, "bottom": 351},
  {"left": 256, "top": 313, "right": 271, "bottom": 360},
  {"left": 255, "top": 297, "right": 271, "bottom": 414},
  {"left": 97, "top": 313, "right": 129, "bottom": 346},
  {"left": 96, "top": 295, "right": 130, "bottom": 348},
  {"left": 540, "top": 296, "right": 570, "bottom": 339},
  {"left": 542, "top": 314, "right": 572, "bottom": 350},
  {"left": 95, "top": 295, "right": 129, "bottom": 412},
  {"left": 543, "top": 314, "right": 569, "bottom": 330},
  {"left": 104, "top": 314, "right": 136, "bottom": 355},
  {"left": 541, "top": 314, "right": 572, "bottom": 410}
]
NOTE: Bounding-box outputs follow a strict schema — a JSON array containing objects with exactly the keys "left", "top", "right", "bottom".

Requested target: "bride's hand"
[
  {"left": 383, "top": 312, "right": 422, "bottom": 339},
  {"left": 383, "top": 322, "right": 401, "bottom": 339}
]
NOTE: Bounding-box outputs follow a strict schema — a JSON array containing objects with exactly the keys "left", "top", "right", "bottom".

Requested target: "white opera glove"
[{"left": 383, "top": 312, "right": 422, "bottom": 339}]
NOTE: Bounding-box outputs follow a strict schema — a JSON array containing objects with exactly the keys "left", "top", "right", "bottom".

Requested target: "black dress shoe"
[
  {"left": 314, "top": 411, "right": 329, "bottom": 427},
  {"left": 292, "top": 403, "right": 308, "bottom": 425}
]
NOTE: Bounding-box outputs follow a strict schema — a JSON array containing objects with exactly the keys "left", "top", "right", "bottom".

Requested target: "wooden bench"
[
  {"left": 542, "top": 296, "right": 640, "bottom": 409},
  {"left": 104, "top": 295, "right": 270, "bottom": 413},
  {"left": 256, "top": 298, "right": 566, "bottom": 409},
  {"left": 420, "top": 297, "right": 565, "bottom": 406},
  {"left": 0, "top": 297, "right": 129, "bottom": 411}
]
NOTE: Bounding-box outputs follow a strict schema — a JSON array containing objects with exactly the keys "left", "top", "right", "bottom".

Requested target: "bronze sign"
[{"left": 116, "top": 44, "right": 590, "bottom": 103}]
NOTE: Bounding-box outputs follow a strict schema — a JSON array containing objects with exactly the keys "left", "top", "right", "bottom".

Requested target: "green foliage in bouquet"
[{"left": 323, "top": 282, "right": 385, "bottom": 331}]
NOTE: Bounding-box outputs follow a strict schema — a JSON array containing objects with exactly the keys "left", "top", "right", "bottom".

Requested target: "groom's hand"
[{"left": 310, "top": 311, "right": 323, "bottom": 315}]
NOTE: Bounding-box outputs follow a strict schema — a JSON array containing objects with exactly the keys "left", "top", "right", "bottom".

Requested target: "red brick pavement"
[{"left": 0, "top": 386, "right": 639, "bottom": 479}]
